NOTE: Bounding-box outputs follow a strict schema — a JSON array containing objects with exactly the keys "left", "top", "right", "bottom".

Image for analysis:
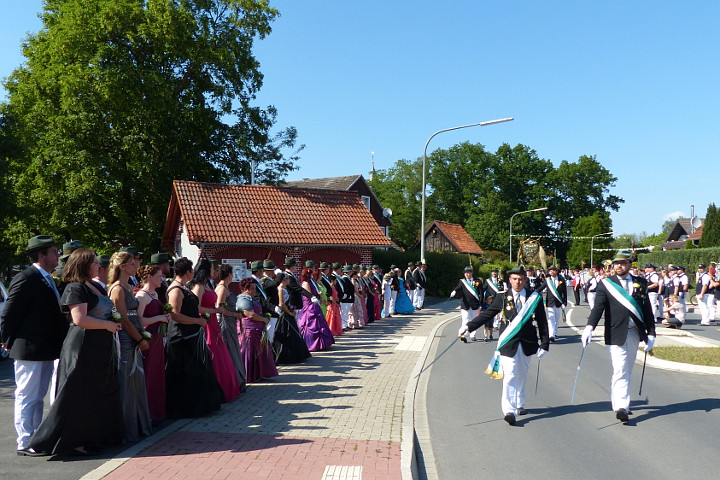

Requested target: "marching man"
[
  {"left": 581, "top": 251, "right": 655, "bottom": 423},
  {"left": 461, "top": 266, "right": 549, "bottom": 425},
  {"left": 451, "top": 267, "right": 484, "bottom": 342},
  {"left": 542, "top": 265, "right": 566, "bottom": 342}
]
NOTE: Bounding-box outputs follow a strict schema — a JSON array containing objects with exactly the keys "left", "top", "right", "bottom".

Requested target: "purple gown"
[
  {"left": 296, "top": 282, "right": 335, "bottom": 351},
  {"left": 238, "top": 296, "right": 278, "bottom": 383},
  {"left": 141, "top": 297, "right": 166, "bottom": 420}
]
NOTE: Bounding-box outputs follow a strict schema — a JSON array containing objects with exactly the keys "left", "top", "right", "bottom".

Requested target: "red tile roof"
[
  {"left": 687, "top": 225, "right": 703, "bottom": 240},
  {"left": 284, "top": 175, "right": 361, "bottom": 190},
  {"left": 163, "top": 180, "right": 392, "bottom": 248},
  {"left": 426, "top": 221, "right": 485, "bottom": 254}
]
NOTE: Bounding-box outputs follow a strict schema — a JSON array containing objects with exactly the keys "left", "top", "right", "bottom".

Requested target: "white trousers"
[
  {"left": 460, "top": 308, "right": 479, "bottom": 340},
  {"left": 499, "top": 348, "right": 531, "bottom": 415},
  {"left": 340, "top": 302, "right": 352, "bottom": 328},
  {"left": 606, "top": 327, "right": 640, "bottom": 412},
  {"left": 699, "top": 294, "right": 717, "bottom": 324},
  {"left": 413, "top": 287, "right": 425, "bottom": 309},
  {"left": 648, "top": 292, "right": 660, "bottom": 320},
  {"left": 546, "top": 306, "right": 561, "bottom": 338},
  {"left": 14, "top": 359, "right": 55, "bottom": 449},
  {"left": 587, "top": 292, "right": 596, "bottom": 310},
  {"left": 389, "top": 291, "right": 398, "bottom": 314}
]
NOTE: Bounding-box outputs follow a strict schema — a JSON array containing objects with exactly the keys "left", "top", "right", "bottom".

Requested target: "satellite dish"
[
  {"left": 382, "top": 207, "right": 393, "bottom": 218},
  {"left": 691, "top": 216, "right": 702, "bottom": 229}
]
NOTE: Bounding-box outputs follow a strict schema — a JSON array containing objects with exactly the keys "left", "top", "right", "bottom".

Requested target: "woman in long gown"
[
  {"left": 165, "top": 257, "right": 224, "bottom": 419},
  {"left": 370, "top": 268, "right": 382, "bottom": 321},
  {"left": 325, "top": 276, "right": 344, "bottom": 336},
  {"left": 236, "top": 278, "right": 278, "bottom": 382},
  {"left": 215, "top": 264, "right": 247, "bottom": 393},
  {"left": 190, "top": 259, "right": 240, "bottom": 403},
  {"left": 272, "top": 273, "right": 311, "bottom": 364},
  {"left": 348, "top": 270, "right": 365, "bottom": 328},
  {"left": 30, "top": 248, "right": 124, "bottom": 456},
  {"left": 362, "top": 267, "right": 376, "bottom": 324},
  {"left": 108, "top": 251, "right": 151, "bottom": 441},
  {"left": 136, "top": 264, "right": 171, "bottom": 421},
  {"left": 296, "top": 268, "right": 335, "bottom": 351},
  {"left": 394, "top": 277, "right": 416, "bottom": 314}
]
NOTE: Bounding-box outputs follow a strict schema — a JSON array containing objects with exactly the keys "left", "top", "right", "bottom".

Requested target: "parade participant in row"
[
  {"left": 215, "top": 264, "right": 247, "bottom": 393},
  {"left": 696, "top": 264, "right": 717, "bottom": 326},
  {"left": 338, "top": 263, "right": 354, "bottom": 327},
  {"left": 298, "top": 267, "right": 335, "bottom": 350},
  {"left": 572, "top": 270, "right": 583, "bottom": 305},
  {"left": 461, "top": 266, "right": 549, "bottom": 426},
  {"left": 644, "top": 264, "right": 661, "bottom": 321},
  {"left": 394, "top": 266, "right": 415, "bottom": 315},
  {"left": 412, "top": 261, "right": 427, "bottom": 310},
  {"left": 404, "top": 262, "right": 417, "bottom": 306},
  {"left": 543, "top": 265, "right": 566, "bottom": 343},
  {"left": 581, "top": 251, "right": 655, "bottom": 423},
  {"left": 237, "top": 278, "right": 278, "bottom": 383},
  {"left": 586, "top": 268, "right": 601, "bottom": 309},
  {"left": 372, "top": 265, "right": 384, "bottom": 319},
  {"left": 673, "top": 266, "right": 689, "bottom": 311},
  {"left": 484, "top": 268, "right": 505, "bottom": 341},
  {"left": 451, "top": 267, "right": 483, "bottom": 342}
]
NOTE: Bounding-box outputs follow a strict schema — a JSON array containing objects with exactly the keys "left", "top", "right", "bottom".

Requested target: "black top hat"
[
  {"left": 284, "top": 256, "right": 297, "bottom": 267},
  {"left": 150, "top": 253, "right": 170, "bottom": 265},
  {"left": 263, "top": 259, "right": 277, "bottom": 270},
  {"left": 27, "top": 235, "right": 57, "bottom": 254}
]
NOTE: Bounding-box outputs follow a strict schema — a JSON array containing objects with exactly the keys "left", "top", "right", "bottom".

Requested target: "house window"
[{"left": 361, "top": 195, "right": 371, "bottom": 211}]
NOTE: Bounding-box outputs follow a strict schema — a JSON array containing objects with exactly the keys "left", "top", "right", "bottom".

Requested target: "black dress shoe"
[
  {"left": 17, "top": 448, "right": 48, "bottom": 457},
  {"left": 615, "top": 408, "right": 629, "bottom": 423},
  {"left": 504, "top": 413, "right": 516, "bottom": 426},
  {"left": 459, "top": 336, "right": 467, "bottom": 343},
  {"left": 518, "top": 408, "right": 527, "bottom": 416},
  {"left": 549, "top": 337, "right": 556, "bottom": 343}
]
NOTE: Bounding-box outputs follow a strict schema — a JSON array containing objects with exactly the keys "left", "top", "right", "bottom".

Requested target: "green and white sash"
[
  {"left": 547, "top": 277, "right": 563, "bottom": 304},
  {"left": 601, "top": 277, "right": 644, "bottom": 326},
  {"left": 487, "top": 279, "right": 500, "bottom": 294},
  {"left": 485, "top": 291, "right": 542, "bottom": 379},
  {"left": 462, "top": 279, "right": 480, "bottom": 301}
]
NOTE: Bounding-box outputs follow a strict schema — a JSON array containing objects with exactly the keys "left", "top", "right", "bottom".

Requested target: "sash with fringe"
[{"left": 485, "top": 291, "right": 542, "bottom": 379}]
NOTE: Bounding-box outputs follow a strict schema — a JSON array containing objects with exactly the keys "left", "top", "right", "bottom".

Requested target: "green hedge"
[
  {"left": 372, "top": 249, "right": 515, "bottom": 297},
  {"left": 638, "top": 247, "right": 720, "bottom": 279}
]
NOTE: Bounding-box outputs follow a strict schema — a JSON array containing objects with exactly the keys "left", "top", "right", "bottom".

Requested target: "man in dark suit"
[
  {"left": 462, "top": 266, "right": 549, "bottom": 426},
  {"left": 582, "top": 251, "right": 655, "bottom": 423},
  {"left": 412, "top": 262, "right": 427, "bottom": 310},
  {"left": 0, "top": 235, "right": 68, "bottom": 456},
  {"left": 256, "top": 260, "right": 282, "bottom": 317},
  {"left": 451, "top": 267, "right": 484, "bottom": 341},
  {"left": 339, "top": 265, "right": 355, "bottom": 330},
  {"left": 282, "top": 257, "right": 315, "bottom": 311},
  {"left": 404, "top": 262, "right": 416, "bottom": 302},
  {"left": 542, "top": 265, "right": 567, "bottom": 342}
]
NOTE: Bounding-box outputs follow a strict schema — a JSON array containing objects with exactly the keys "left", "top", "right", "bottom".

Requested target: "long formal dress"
[
  {"left": 394, "top": 278, "right": 416, "bottom": 314},
  {"left": 271, "top": 289, "right": 311, "bottom": 365},
  {"left": 296, "top": 282, "right": 335, "bottom": 351},
  {"left": 348, "top": 277, "right": 365, "bottom": 329},
  {"left": 237, "top": 294, "right": 278, "bottom": 383},
  {"left": 111, "top": 284, "right": 151, "bottom": 441},
  {"left": 140, "top": 297, "right": 166, "bottom": 421},
  {"left": 219, "top": 289, "right": 247, "bottom": 393},
  {"left": 201, "top": 288, "right": 240, "bottom": 403},
  {"left": 30, "top": 283, "right": 124, "bottom": 454},
  {"left": 325, "top": 288, "right": 343, "bottom": 336},
  {"left": 165, "top": 286, "right": 223, "bottom": 419}
]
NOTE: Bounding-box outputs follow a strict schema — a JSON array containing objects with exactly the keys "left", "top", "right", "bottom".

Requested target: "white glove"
[
  {"left": 274, "top": 306, "right": 282, "bottom": 315},
  {"left": 458, "top": 325, "right": 469, "bottom": 336},
  {"left": 450, "top": 291, "right": 456, "bottom": 298},
  {"left": 581, "top": 325, "right": 594, "bottom": 347},
  {"left": 311, "top": 296, "right": 320, "bottom": 304},
  {"left": 537, "top": 348, "right": 548, "bottom": 360},
  {"left": 644, "top": 335, "right": 655, "bottom": 352}
]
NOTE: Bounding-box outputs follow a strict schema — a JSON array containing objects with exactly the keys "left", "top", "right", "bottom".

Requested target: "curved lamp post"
[
  {"left": 590, "top": 231, "right": 614, "bottom": 268},
  {"left": 509, "top": 207, "right": 548, "bottom": 263},
  {"left": 420, "top": 117, "right": 514, "bottom": 262}
]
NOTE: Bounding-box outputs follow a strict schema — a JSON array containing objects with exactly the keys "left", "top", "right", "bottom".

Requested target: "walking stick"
[
  {"left": 638, "top": 351, "right": 648, "bottom": 396},
  {"left": 535, "top": 359, "right": 541, "bottom": 395},
  {"left": 570, "top": 344, "right": 587, "bottom": 405}
]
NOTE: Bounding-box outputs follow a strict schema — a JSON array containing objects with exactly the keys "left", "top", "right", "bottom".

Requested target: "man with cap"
[
  {"left": 413, "top": 261, "right": 427, "bottom": 310},
  {"left": 149, "top": 253, "right": 172, "bottom": 304},
  {"left": 586, "top": 267, "right": 602, "bottom": 309},
  {"left": 93, "top": 254, "right": 112, "bottom": 292},
  {"left": 283, "top": 256, "right": 317, "bottom": 311},
  {"left": 673, "top": 266, "right": 689, "bottom": 312},
  {"left": 339, "top": 265, "right": 355, "bottom": 329},
  {"left": 404, "top": 262, "right": 417, "bottom": 304},
  {"left": 319, "top": 262, "right": 333, "bottom": 297},
  {"left": 643, "top": 264, "right": 661, "bottom": 321},
  {"left": 484, "top": 268, "right": 505, "bottom": 340},
  {"left": 451, "top": 267, "right": 484, "bottom": 342},
  {"left": 542, "top": 265, "right": 566, "bottom": 342},
  {"left": 581, "top": 251, "right": 655, "bottom": 423},
  {"left": 461, "top": 266, "right": 549, "bottom": 425},
  {"left": 253, "top": 260, "right": 283, "bottom": 318},
  {"left": 696, "top": 264, "right": 717, "bottom": 326},
  {"left": 0, "top": 235, "right": 68, "bottom": 456}
]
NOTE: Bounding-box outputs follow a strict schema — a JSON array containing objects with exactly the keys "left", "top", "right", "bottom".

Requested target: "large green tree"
[
  {"left": 566, "top": 212, "right": 612, "bottom": 268},
  {"left": 700, "top": 203, "right": 720, "bottom": 248},
  {"left": 1, "top": 0, "right": 300, "bottom": 252}
]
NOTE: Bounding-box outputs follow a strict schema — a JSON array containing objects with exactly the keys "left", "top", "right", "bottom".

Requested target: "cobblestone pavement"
[{"left": 85, "top": 301, "right": 458, "bottom": 480}]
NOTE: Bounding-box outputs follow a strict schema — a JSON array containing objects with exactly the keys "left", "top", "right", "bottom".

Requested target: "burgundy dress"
[
  {"left": 296, "top": 282, "right": 335, "bottom": 351},
  {"left": 141, "top": 297, "right": 166, "bottom": 420},
  {"left": 238, "top": 295, "right": 278, "bottom": 383},
  {"left": 201, "top": 288, "right": 240, "bottom": 403}
]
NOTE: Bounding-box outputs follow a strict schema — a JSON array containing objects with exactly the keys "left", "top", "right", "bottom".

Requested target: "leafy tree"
[
  {"left": 1, "top": 0, "right": 299, "bottom": 252},
  {"left": 700, "top": 203, "right": 720, "bottom": 248},
  {"left": 566, "top": 212, "right": 612, "bottom": 268}
]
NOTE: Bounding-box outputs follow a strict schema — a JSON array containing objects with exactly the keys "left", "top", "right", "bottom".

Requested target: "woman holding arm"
[
  {"left": 136, "top": 264, "right": 170, "bottom": 421},
  {"left": 272, "top": 273, "right": 312, "bottom": 364},
  {"left": 215, "top": 264, "right": 247, "bottom": 393},
  {"left": 237, "top": 278, "right": 278, "bottom": 383},
  {"left": 297, "top": 268, "right": 334, "bottom": 351},
  {"left": 30, "top": 248, "right": 124, "bottom": 456},
  {"left": 165, "top": 258, "right": 223, "bottom": 418}
]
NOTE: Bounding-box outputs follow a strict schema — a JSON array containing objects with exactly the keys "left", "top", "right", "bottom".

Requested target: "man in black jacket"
[
  {"left": 0, "top": 235, "right": 67, "bottom": 456},
  {"left": 451, "top": 267, "right": 484, "bottom": 342},
  {"left": 283, "top": 257, "right": 315, "bottom": 310},
  {"left": 461, "top": 266, "right": 549, "bottom": 426},
  {"left": 542, "top": 265, "right": 567, "bottom": 342},
  {"left": 412, "top": 261, "right": 427, "bottom": 310},
  {"left": 581, "top": 251, "right": 655, "bottom": 423}
]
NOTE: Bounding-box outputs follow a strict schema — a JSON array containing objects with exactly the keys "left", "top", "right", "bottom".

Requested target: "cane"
[
  {"left": 570, "top": 344, "right": 587, "bottom": 405},
  {"left": 638, "top": 351, "right": 648, "bottom": 396},
  {"left": 535, "top": 359, "right": 541, "bottom": 395}
]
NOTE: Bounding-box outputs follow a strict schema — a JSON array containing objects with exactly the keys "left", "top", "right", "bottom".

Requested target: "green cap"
[
  {"left": 507, "top": 266, "right": 526, "bottom": 276},
  {"left": 97, "top": 254, "right": 111, "bottom": 268},
  {"left": 284, "top": 256, "right": 297, "bottom": 267},
  {"left": 27, "top": 235, "right": 57, "bottom": 254},
  {"left": 305, "top": 260, "right": 315, "bottom": 268},
  {"left": 120, "top": 245, "right": 141, "bottom": 256},
  {"left": 612, "top": 251, "right": 631, "bottom": 263},
  {"left": 150, "top": 253, "right": 170, "bottom": 265},
  {"left": 263, "top": 259, "right": 277, "bottom": 270}
]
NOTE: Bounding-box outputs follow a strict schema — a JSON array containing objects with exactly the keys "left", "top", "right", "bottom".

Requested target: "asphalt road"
[{"left": 423, "top": 304, "right": 720, "bottom": 480}]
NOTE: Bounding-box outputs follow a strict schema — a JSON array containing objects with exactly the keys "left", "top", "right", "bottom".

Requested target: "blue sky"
[{"left": 2, "top": 1, "right": 718, "bottom": 236}]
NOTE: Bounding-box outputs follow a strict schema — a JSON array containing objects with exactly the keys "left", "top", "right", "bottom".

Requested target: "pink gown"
[
  {"left": 201, "top": 288, "right": 240, "bottom": 403},
  {"left": 325, "top": 289, "right": 343, "bottom": 336}
]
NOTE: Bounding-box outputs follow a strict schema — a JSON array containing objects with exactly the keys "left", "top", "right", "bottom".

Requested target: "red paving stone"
[{"left": 102, "top": 431, "right": 401, "bottom": 480}]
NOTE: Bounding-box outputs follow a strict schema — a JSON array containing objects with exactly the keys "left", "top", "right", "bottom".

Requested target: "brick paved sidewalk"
[{"left": 88, "top": 302, "right": 457, "bottom": 480}]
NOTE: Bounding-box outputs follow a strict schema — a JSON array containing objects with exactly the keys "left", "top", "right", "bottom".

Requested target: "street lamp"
[
  {"left": 590, "top": 231, "right": 614, "bottom": 268},
  {"left": 508, "top": 207, "right": 548, "bottom": 263},
  {"left": 420, "top": 117, "right": 514, "bottom": 262}
]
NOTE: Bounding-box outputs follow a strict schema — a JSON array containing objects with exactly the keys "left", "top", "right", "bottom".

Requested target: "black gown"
[
  {"left": 165, "top": 285, "right": 224, "bottom": 418},
  {"left": 272, "top": 311, "right": 312, "bottom": 365},
  {"left": 30, "top": 283, "right": 124, "bottom": 454}
]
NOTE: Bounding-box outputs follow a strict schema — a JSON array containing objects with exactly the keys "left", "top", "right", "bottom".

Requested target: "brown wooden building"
[{"left": 414, "top": 220, "right": 485, "bottom": 255}]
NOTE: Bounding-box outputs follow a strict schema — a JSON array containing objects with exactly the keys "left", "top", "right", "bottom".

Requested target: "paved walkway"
[{"left": 82, "top": 301, "right": 458, "bottom": 480}]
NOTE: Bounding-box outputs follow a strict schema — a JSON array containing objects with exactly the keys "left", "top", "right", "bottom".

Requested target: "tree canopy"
[
  {"left": 700, "top": 203, "right": 720, "bottom": 248},
  {"left": 0, "top": 0, "right": 300, "bottom": 252}
]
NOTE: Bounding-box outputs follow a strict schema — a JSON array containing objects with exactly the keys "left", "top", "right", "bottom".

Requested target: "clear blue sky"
[{"left": 2, "top": 1, "right": 718, "bottom": 236}]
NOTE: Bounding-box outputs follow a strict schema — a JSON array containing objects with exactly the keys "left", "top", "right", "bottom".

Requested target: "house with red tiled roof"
[
  {"left": 662, "top": 217, "right": 704, "bottom": 250},
  {"left": 162, "top": 180, "right": 392, "bottom": 276},
  {"left": 412, "top": 220, "right": 485, "bottom": 256}
]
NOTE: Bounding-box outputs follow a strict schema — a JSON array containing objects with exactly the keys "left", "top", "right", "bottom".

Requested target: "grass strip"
[{"left": 645, "top": 346, "right": 720, "bottom": 367}]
